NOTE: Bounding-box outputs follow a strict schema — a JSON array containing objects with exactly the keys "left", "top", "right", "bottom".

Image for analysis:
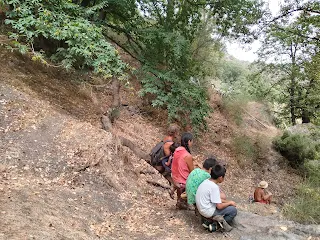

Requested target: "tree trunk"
[
  {"left": 107, "top": 77, "right": 121, "bottom": 123},
  {"left": 111, "top": 77, "right": 120, "bottom": 108},
  {"left": 289, "top": 87, "right": 296, "bottom": 125},
  {"left": 289, "top": 44, "right": 297, "bottom": 126},
  {"left": 302, "top": 109, "right": 311, "bottom": 123}
]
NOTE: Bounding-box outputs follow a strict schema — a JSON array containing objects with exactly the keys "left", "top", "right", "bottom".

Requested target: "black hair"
[
  {"left": 210, "top": 164, "right": 226, "bottom": 180},
  {"left": 203, "top": 157, "right": 217, "bottom": 170},
  {"left": 169, "top": 142, "right": 179, "bottom": 154},
  {"left": 181, "top": 132, "right": 193, "bottom": 153}
]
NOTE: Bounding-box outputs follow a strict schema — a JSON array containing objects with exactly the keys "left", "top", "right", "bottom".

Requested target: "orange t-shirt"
[{"left": 171, "top": 146, "right": 191, "bottom": 185}]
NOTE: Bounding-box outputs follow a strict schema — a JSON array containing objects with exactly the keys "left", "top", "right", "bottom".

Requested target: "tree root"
[{"left": 146, "top": 180, "right": 170, "bottom": 190}]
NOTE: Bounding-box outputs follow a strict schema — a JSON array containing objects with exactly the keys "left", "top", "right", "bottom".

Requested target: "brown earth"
[{"left": 0, "top": 46, "right": 319, "bottom": 240}]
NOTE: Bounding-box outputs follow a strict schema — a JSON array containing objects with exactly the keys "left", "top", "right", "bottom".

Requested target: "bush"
[
  {"left": 277, "top": 128, "right": 320, "bottom": 224},
  {"left": 4, "top": 0, "right": 127, "bottom": 78},
  {"left": 273, "top": 131, "right": 317, "bottom": 168},
  {"left": 305, "top": 160, "right": 320, "bottom": 187},
  {"left": 222, "top": 96, "right": 249, "bottom": 126},
  {"left": 232, "top": 134, "right": 258, "bottom": 166},
  {"left": 282, "top": 181, "right": 320, "bottom": 224}
]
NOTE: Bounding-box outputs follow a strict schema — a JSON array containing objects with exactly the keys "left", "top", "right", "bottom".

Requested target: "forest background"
[{"left": 0, "top": 0, "right": 319, "bottom": 224}]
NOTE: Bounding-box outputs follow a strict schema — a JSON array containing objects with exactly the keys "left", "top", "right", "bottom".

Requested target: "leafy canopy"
[
  {"left": 3, "top": 0, "right": 266, "bottom": 130},
  {"left": 4, "top": 0, "right": 127, "bottom": 78}
]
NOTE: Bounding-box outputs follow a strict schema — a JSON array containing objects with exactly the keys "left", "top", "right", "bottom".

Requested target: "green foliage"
[
  {"left": 3, "top": 0, "right": 266, "bottom": 130},
  {"left": 273, "top": 131, "right": 318, "bottom": 168},
  {"left": 105, "top": 0, "right": 265, "bottom": 130},
  {"left": 221, "top": 95, "right": 250, "bottom": 125},
  {"left": 280, "top": 126, "right": 320, "bottom": 225},
  {"left": 232, "top": 134, "right": 258, "bottom": 165},
  {"left": 4, "top": 0, "right": 127, "bottom": 77},
  {"left": 232, "top": 132, "right": 271, "bottom": 167},
  {"left": 253, "top": 0, "right": 320, "bottom": 126},
  {"left": 138, "top": 64, "right": 211, "bottom": 131},
  {"left": 282, "top": 181, "right": 320, "bottom": 224},
  {"left": 305, "top": 160, "right": 320, "bottom": 187}
]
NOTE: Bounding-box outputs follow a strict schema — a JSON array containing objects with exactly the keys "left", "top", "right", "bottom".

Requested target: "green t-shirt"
[{"left": 186, "top": 168, "right": 210, "bottom": 205}]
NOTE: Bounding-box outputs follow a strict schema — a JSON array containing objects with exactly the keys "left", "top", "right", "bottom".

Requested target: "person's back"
[
  {"left": 196, "top": 179, "right": 221, "bottom": 218},
  {"left": 254, "top": 181, "right": 272, "bottom": 204},
  {"left": 195, "top": 164, "right": 237, "bottom": 232},
  {"left": 171, "top": 132, "right": 194, "bottom": 209},
  {"left": 186, "top": 168, "right": 210, "bottom": 205},
  {"left": 186, "top": 157, "right": 218, "bottom": 205},
  {"left": 162, "top": 124, "right": 179, "bottom": 157},
  {"left": 171, "top": 146, "right": 191, "bottom": 185}
]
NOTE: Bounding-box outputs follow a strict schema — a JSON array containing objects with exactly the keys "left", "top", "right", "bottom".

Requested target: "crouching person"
[{"left": 195, "top": 164, "right": 237, "bottom": 232}]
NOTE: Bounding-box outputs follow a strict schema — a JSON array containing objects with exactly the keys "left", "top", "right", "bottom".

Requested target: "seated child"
[
  {"left": 196, "top": 164, "right": 237, "bottom": 232},
  {"left": 186, "top": 157, "right": 226, "bottom": 206},
  {"left": 254, "top": 181, "right": 272, "bottom": 204},
  {"left": 161, "top": 142, "right": 179, "bottom": 172},
  {"left": 161, "top": 142, "right": 179, "bottom": 199}
]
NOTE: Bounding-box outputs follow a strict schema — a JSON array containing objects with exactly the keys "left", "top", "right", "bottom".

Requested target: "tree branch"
[{"left": 270, "top": 7, "right": 320, "bottom": 23}]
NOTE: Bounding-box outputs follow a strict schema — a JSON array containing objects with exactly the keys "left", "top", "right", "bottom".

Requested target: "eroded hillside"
[{"left": 1, "top": 48, "right": 319, "bottom": 240}]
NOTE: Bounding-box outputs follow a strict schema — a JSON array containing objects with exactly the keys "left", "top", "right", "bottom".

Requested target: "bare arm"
[
  {"left": 254, "top": 189, "right": 263, "bottom": 202},
  {"left": 216, "top": 201, "right": 236, "bottom": 209},
  {"left": 263, "top": 191, "right": 272, "bottom": 200},
  {"left": 184, "top": 154, "right": 194, "bottom": 172},
  {"left": 163, "top": 142, "right": 172, "bottom": 156}
]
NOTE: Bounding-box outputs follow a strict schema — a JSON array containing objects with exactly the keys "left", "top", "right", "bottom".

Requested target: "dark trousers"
[{"left": 214, "top": 206, "right": 237, "bottom": 224}]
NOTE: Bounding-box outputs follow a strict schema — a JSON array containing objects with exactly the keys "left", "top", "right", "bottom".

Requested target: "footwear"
[
  {"left": 176, "top": 201, "right": 188, "bottom": 210},
  {"left": 201, "top": 217, "right": 213, "bottom": 228},
  {"left": 202, "top": 222, "right": 209, "bottom": 229},
  {"left": 222, "top": 220, "right": 233, "bottom": 232},
  {"left": 208, "top": 223, "right": 217, "bottom": 232},
  {"left": 212, "top": 215, "right": 233, "bottom": 232},
  {"left": 168, "top": 188, "right": 175, "bottom": 199}
]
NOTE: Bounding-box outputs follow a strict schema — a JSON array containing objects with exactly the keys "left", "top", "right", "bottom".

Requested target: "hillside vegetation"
[
  {"left": 0, "top": 0, "right": 320, "bottom": 239},
  {"left": 1, "top": 45, "right": 320, "bottom": 240}
]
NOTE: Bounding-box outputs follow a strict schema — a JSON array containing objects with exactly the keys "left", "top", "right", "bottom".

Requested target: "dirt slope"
[{"left": 1, "top": 48, "right": 319, "bottom": 240}]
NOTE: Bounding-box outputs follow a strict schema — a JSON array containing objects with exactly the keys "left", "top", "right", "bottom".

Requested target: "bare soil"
[{"left": 0, "top": 47, "right": 319, "bottom": 240}]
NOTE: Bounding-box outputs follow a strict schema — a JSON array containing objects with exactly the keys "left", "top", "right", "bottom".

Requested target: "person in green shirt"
[{"left": 186, "top": 157, "right": 226, "bottom": 205}]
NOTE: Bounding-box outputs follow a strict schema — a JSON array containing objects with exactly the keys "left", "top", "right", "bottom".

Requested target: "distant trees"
[{"left": 252, "top": 0, "right": 320, "bottom": 126}]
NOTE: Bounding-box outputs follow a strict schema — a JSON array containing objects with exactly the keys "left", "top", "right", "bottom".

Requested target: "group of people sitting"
[{"left": 152, "top": 124, "right": 273, "bottom": 233}]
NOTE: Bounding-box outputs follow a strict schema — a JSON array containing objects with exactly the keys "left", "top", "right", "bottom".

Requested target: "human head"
[
  {"left": 203, "top": 157, "right": 218, "bottom": 171},
  {"left": 167, "top": 124, "right": 179, "bottom": 137},
  {"left": 211, "top": 164, "right": 226, "bottom": 183},
  {"left": 169, "top": 142, "right": 179, "bottom": 155},
  {"left": 258, "top": 181, "right": 268, "bottom": 189},
  {"left": 181, "top": 132, "right": 193, "bottom": 153}
]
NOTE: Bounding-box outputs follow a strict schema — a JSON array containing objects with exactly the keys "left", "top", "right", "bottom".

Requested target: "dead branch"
[
  {"left": 146, "top": 180, "right": 170, "bottom": 190},
  {"left": 139, "top": 170, "right": 157, "bottom": 175},
  {"left": 100, "top": 115, "right": 150, "bottom": 162}
]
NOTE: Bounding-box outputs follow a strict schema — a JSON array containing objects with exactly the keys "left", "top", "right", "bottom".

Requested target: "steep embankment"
[{"left": 1, "top": 48, "right": 319, "bottom": 240}]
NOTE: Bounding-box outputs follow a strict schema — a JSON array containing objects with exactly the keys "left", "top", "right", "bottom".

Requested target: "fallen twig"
[{"left": 146, "top": 180, "right": 170, "bottom": 190}]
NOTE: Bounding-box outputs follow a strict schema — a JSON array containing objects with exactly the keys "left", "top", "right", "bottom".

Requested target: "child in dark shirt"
[
  {"left": 161, "top": 142, "right": 179, "bottom": 172},
  {"left": 161, "top": 142, "right": 179, "bottom": 199}
]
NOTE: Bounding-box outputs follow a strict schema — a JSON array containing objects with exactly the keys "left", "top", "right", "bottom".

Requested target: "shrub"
[
  {"left": 4, "top": 0, "right": 127, "bottom": 78},
  {"left": 282, "top": 181, "right": 320, "bottom": 224},
  {"left": 232, "top": 133, "right": 258, "bottom": 166},
  {"left": 221, "top": 96, "right": 249, "bottom": 126},
  {"left": 278, "top": 128, "right": 320, "bottom": 224},
  {"left": 273, "top": 131, "right": 317, "bottom": 168},
  {"left": 305, "top": 160, "right": 320, "bottom": 187}
]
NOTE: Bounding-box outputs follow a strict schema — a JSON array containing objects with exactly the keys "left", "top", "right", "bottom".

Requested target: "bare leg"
[{"left": 266, "top": 195, "right": 272, "bottom": 204}]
